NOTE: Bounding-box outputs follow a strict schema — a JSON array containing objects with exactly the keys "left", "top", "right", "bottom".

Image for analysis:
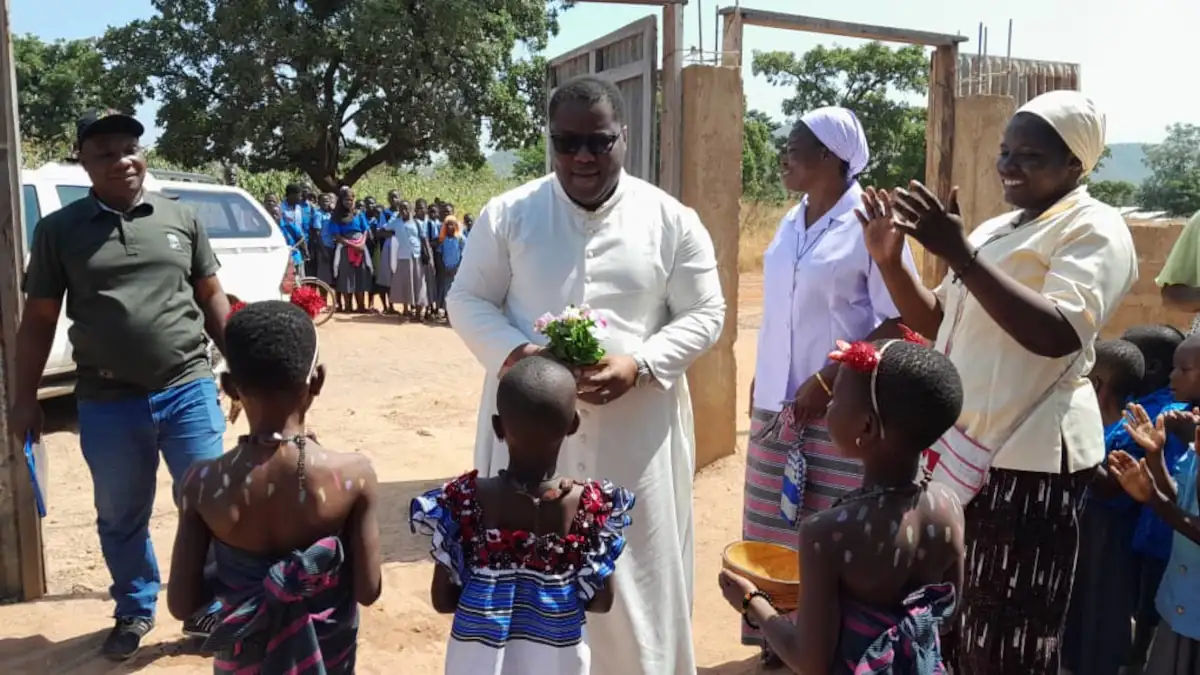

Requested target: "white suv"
[{"left": 21, "top": 163, "right": 290, "bottom": 399}]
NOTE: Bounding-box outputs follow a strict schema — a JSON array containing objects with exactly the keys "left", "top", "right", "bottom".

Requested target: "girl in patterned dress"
[
  {"left": 410, "top": 356, "right": 634, "bottom": 675},
  {"left": 721, "top": 333, "right": 964, "bottom": 674}
]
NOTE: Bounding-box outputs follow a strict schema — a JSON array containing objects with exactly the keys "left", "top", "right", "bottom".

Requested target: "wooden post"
[
  {"left": 659, "top": 3, "right": 684, "bottom": 198},
  {"left": 0, "top": 0, "right": 45, "bottom": 602},
  {"left": 721, "top": 10, "right": 743, "bottom": 67},
  {"left": 920, "top": 44, "right": 959, "bottom": 287}
]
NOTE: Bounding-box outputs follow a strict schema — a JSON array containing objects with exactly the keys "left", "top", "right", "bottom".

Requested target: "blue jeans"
[{"left": 77, "top": 378, "right": 225, "bottom": 619}]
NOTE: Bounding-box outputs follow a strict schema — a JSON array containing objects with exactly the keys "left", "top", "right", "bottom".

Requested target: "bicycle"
[{"left": 281, "top": 241, "right": 335, "bottom": 327}]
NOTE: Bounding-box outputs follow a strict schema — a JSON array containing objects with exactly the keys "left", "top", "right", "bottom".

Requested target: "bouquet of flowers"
[{"left": 534, "top": 304, "right": 608, "bottom": 366}]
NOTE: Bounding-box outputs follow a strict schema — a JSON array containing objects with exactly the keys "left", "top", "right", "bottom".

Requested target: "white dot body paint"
[
  {"left": 344, "top": 479, "right": 353, "bottom": 491},
  {"left": 945, "top": 526, "right": 952, "bottom": 542},
  {"left": 213, "top": 488, "right": 225, "bottom": 499},
  {"left": 245, "top": 475, "right": 252, "bottom": 486},
  {"left": 230, "top": 504, "right": 240, "bottom": 522},
  {"left": 814, "top": 541, "right": 821, "bottom": 554},
  {"left": 890, "top": 521, "right": 899, "bottom": 536},
  {"left": 926, "top": 524, "right": 936, "bottom": 538},
  {"left": 864, "top": 522, "right": 872, "bottom": 536},
  {"left": 223, "top": 473, "right": 230, "bottom": 488},
  {"left": 267, "top": 483, "right": 275, "bottom": 498},
  {"left": 906, "top": 525, "right": 915, "bottom": 545},
  {"left": 837, "top": 510, "right": 849, "bottom": 523},
  {"left": 893, "top": 548, "right": 901, "bottom": 567},
  {"left": 318, "top": 487, "right": 327, "bottom": 503},
  {"left": 844, "top": 550, "right": 852, "bottom": 564},
  {"left": 181, "top": 496, "right": 188, "bottom": 512},
  {"left": 856, "top": 506, "right": 868, "bottom": 521},
  {"left": 358, "top": 478, "right": 365, "bottom": 489},
  {"left": 243, "top": 489, "right": 250, "bottom": 504}
]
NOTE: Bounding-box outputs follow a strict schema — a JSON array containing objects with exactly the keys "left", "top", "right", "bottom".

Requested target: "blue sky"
[{"left": 14, "top": 0, "right": 1200, "bottom": 147}]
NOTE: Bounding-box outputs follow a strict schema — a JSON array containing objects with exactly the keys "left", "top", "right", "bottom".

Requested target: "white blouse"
[
  {"left": 752, "top": 183, "right": 917, "bottom": 412},
  {"left": 932, "top": 185, "right": 1138, "bottom": 473}
]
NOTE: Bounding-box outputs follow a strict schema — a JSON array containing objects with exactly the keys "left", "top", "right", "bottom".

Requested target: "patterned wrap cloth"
[{"left": 204, "top": 536, "right": 358, "bottom": 674}]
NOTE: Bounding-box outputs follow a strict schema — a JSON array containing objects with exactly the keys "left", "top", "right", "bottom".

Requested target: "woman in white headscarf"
[
  {"left": 741, "top": 106, "right": 918, "bottom": 667},
  {"left": 856, "top": 91, "right": 1138, "bottom": 674}
]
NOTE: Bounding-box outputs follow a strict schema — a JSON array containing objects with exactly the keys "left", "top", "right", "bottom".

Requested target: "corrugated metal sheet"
[
  {"left": 956, "top": 54, "right": 1081, "bottom": 105},
  {"left": 547, "top": 16, "right": 658, "bottom": 182}
]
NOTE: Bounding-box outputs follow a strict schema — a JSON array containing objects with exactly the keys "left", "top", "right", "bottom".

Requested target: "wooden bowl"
[{"left": 722, "top": 541, "right": 800, "bottom": 611}]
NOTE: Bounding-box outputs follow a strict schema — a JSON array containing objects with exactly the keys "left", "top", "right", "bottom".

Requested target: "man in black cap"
[{"left": 10, "top": 109, "right": 232, "bottom": 660}]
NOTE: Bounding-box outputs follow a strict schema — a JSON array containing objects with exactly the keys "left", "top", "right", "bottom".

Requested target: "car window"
[
  {"left": 55, "top": 184, "right": 273, "bottom": 240},
  {"left": 161, "top": 188, "right": 274, "bottom": 239},
  {"left": 55, "top": 185, "right": 90, "bottom": 208},
  {"left": 22, "top": 184, "right": 40, "bottom": 254}
]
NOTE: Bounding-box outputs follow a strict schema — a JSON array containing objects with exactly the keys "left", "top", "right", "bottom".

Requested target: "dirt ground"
[{"left": 0, "top": 275, "right": 769, "bottom": 675}]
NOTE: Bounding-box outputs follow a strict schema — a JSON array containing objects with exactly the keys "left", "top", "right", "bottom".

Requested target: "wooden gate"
[{"left": 546, "top": 15, "right": 658, "bottom": 182}]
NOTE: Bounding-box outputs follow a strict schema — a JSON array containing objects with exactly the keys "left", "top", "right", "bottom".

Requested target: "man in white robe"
[{"left": 446, "top": 75, "right": 725, "bottom": 675}]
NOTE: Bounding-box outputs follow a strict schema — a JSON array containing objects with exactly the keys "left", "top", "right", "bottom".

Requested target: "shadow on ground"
[
  {"left": 41, "top": 394, "right": 79, "bottom": 435},
  {"left": 698, "top": 655, "right": 761, "bottom": 674},
  {"left": 0, "top": 628, "right": 207, "bottom": 674},
  {"left": 377, "top": 477, "right": 454, "bottom": 564}
]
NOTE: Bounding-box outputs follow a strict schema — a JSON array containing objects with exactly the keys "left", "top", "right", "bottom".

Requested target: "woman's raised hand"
[{"left": 855, "top": 186, "right": 908, "bottom": 267}]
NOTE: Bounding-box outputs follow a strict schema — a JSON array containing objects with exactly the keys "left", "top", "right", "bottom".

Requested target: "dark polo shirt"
[{"left": 23, "top": 191, "right": 221, "bottom": 400}]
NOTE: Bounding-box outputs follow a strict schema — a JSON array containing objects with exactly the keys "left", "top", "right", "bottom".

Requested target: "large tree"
[
  {"left": 1138, "top": 123, "right": 1200, "bottom": 217},
  {"left": 14, "top": 34, "right": 136, "bottom": 152},
  {"left": 752, "top": 42, "right": 928, "bottom": 189},
  {"left": 742, "top": 108, "right": 784, "bottom": 201},
  {"left": 100, "top": 0, "right": 565, "bottom": 191}
]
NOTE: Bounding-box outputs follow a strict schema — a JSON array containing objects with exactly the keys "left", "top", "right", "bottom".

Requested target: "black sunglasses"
[{"left": 550, "top": 132, "right": 620, "bottom": 156}]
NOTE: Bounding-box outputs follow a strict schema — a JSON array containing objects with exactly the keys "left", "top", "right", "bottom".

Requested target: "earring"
[{"left": 855, "top": 437, "right": 862, "bottom": 447}]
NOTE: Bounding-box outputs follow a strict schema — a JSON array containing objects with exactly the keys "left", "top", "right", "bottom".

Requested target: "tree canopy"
[
  {"left": 752, "top": 42, "right": 928, "bottom": 189},
  {"left": 1089, "top": 179, "right": 1138, "bottom": 208},
  {"left": 1138, "top": 123, "right": 1200, "bottom": 217},
  {"left": 13, "top": 34, "right": 135, "bottom": 154},
  {"left": 99, "top": 0, "right": 565, "bottom": 191},
  {"left": 742, "top": 108, "right": 784, "bottom": 201}
]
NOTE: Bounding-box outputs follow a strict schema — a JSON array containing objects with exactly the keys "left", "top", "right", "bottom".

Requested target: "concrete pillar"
[
  {"left": 951, "top": 95, "right": 1017, "bottom": 235},
  {"left": 680, "top": 65, "right": 742, "bottom": 472}
]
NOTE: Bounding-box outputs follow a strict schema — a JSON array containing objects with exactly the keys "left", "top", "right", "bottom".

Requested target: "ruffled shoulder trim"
[
  {"left": 408, "top": 471, "right": 478, "bottom": 585},
  {"left": 575, "top": 480, "right": 635, "bottom": 601}
]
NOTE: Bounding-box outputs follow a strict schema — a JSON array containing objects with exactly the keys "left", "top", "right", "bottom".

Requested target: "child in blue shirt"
[
  {"left": 1063, "top": 339, "right": 1146, "bottom": 675},
  {"left": 1122, "top": 325, "right": 1193, "bottom": 669},
  {"left": 439, "top": 216, "right": 466, "bottom": 308},
  {"left": 1111, "top": 389, "right": 1200, "bottom": 674}
]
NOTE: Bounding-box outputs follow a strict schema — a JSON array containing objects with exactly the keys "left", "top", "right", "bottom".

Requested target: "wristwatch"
[{"left": 633, "top": 355, "right": 653, "bottom": 388}]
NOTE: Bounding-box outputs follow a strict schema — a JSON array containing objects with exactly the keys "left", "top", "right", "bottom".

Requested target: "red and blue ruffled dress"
[{"left": 410, "top": 471, "right": 634, "bottom": 675}]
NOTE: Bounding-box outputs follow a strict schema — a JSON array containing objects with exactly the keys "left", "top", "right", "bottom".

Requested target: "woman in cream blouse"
[{"left": 856, "top": 91, "right": 1138, "bottom": 674}]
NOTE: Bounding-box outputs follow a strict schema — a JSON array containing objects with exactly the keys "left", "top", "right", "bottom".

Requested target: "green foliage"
[
  {"left": 743, "top": 108, "right": 785, "bottom": 202},
  {"left": 536, "top": 306, "right": 606, "bottom": 366},
  {"left": 1089, "top": 179, "right": 1138, "bottom": 207},
  {"left": 13, "top": 34, "right": 137, "bottom": 152},
  {"left": 1139, "top": 124, "right": 1200, "bottom": 217},
  {"left": 98, "top": 0, "right": 567, "bottom": 192},
  {"left": 512, "top": 136, "right": 547, "bottom": 181},
  {"left": 753, "top": 42, "right": 929, "bottom": 189}
]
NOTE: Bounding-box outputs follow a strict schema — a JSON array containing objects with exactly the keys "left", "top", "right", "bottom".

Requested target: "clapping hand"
[
  {"left": 1162, "top": 407, "right": 1200, "bottom": 444},
  {"left": 1123, "top": 403, "right": 1167, "bottom": 456},
  {"left": 1107, "top": 451, "right": 1158, "bottom": 503},
  {"left": 854, "top": 187, "right": 907, "bottom": 267},
  {"left": 890, "top": 182, "right": 972, "bottom": 265}
]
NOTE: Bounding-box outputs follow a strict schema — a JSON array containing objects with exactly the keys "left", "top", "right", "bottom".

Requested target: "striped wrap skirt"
[{"left": 740, "top": 408, "right": 864, "bottom": 645}]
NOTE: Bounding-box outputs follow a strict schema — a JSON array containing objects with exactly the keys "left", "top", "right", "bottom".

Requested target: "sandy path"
[{"left": 0, "top": 275, "right": 768, "bottom": 675}]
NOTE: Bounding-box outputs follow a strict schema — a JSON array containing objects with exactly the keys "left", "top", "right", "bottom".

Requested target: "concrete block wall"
[{"left": 1103, "top": 221, "right": 1193, "bottom": 338}]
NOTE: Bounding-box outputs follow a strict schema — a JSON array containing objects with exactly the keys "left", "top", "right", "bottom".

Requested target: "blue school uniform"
[
  {"left": 335, "top": 213, "right": 371, "bottom": 237},
  {"left": 281, "top": 201, "right": 313, "bottom": 235},
  {"left": 277, "top": 217, "right": 306, "bottom": 266},
  {"left": 440, "top": 236, "right": 464, "bottom": 270},
  {"left": 1156, "top": 445, "right": 1200, "bottom": 640},
  {"left": 1130, "top": 388, "right": 1192, "bottom": 560},
  {"left": 313, "top": 211, "right": 337, "bottom": 249}
]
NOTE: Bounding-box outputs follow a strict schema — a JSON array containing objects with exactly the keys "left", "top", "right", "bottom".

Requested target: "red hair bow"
[
  {"left": 289, "top": 286, "right": 326, "bottom": 319},
  {"left": 828, "top": 324, "right": 927, "bottom": 373}
]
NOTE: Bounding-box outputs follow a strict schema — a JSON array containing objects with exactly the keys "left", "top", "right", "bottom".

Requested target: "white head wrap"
[
  {"left": 1016, "top": 90, "right": 1107, "bottom": 175},
  {"left": 799, "top": 106, "right": 870, "bottom": 178}
]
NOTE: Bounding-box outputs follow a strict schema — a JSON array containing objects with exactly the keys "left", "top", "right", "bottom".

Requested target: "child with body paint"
[
  {"left": 410, "top": 356, "right": 634, "bottom": 675},
  {"left": 167, "top": 300, "right": 382, "bottom": 673},
  {"left": 719, "top": 331, "right": 965, "bottom": 674}
]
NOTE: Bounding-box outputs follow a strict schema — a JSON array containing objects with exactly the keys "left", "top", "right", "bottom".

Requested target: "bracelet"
[
  {"left": 742, "top": 589, "right": 775, "bottom": 629},
  {"left": 952, "top": 248, "right": 981, "bottom": 283},
  {"left": 814, "top": 372, "right": 833, "bottom": 397}
]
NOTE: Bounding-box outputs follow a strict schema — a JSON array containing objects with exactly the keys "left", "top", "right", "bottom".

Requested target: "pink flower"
[{"left": 533, "top": 312, "right": 556, "bottom": 333}]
